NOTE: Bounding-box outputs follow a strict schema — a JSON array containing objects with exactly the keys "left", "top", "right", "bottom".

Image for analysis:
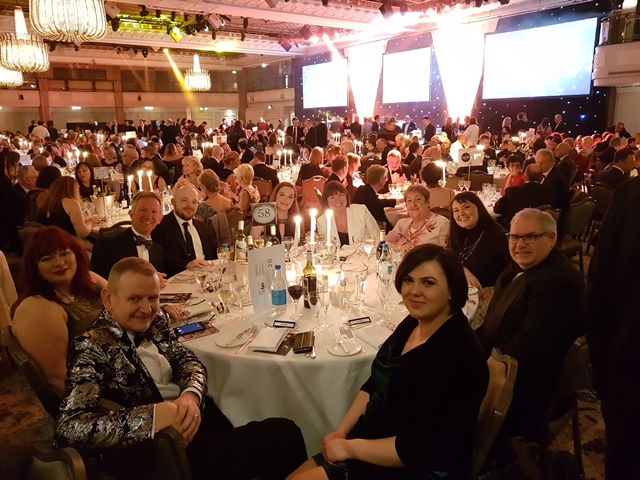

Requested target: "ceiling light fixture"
[
  {"left": 28, "top": 0, "right": 107, "bottom": 44},
  {"left": 0, "top": 65, "right": 23, "bottom": 87},
  {"left": 142, "top": 47, "right": 148, "bottom": 58},
  {"left": 0, "top": 7, "right": 50, "bottom": 73},
  {"left": 322, "top": 0, "right": 329, "bottom": 6},
  {"left": 184, "top": 54, "right": 211, "bottom": 92},
  {"left": 111, "top": 17, "right": 120, "bottom": 32},
  {"left": 169, "top": 26, "right": 183, "bottom": 42},
  {"left": 211, "top": 29, "right": 216, "bottom": 40},
  {"left": 300, "top": 25, "right": 312, "bottom": 40}
]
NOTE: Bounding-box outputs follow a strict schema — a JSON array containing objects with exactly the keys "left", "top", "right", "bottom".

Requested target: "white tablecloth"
[{"left": 162, "top": 257, "right": 478, "bottom": 454}]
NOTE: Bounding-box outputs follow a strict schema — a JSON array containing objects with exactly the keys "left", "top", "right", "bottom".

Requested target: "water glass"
[
  {"left": 376, "top": 278, "right": 393, "bottom": 322},
  {"left": 283, "top": 236, "right": 294, "bottom": 261},
  {"left": 338, "top": 274, "right": 356, "bottom": 320},
  {"left": 309, "top": 291, "right": 323, "bottom": 332}
]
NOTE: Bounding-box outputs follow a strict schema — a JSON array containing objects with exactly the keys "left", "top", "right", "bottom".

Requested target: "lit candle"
[
  {"left": 309, "top": 208, "right": 317, "bottom": 244},
  {"left": 146, "top": 170, "right": 152, "bottom": 191},
  {"left": 82, "top": 151, "right": 87, "bottom": 159},
  {"left": 325, "top": 209, "right": 333, "bottom": 246},
  {"left": 127, "top": 174, "right": 133, "bottom": 194},
  {"left": 67, "top": 152, "right": 72, "bottom": 161},
  {"left": 437, "top": 160, "right": 446, "bottom": 185},
  {"left": 293, "top": 215, "right": 301, "bottom": 249},
  {"left": 137, "top": 170, "right": 143, "bottom": 191}
]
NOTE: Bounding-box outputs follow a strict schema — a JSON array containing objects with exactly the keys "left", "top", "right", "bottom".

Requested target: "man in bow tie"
[
  {"left": 91, "top": 191, "right": 208, "bottom": 281},
  {"left": 55, "top": 258, "right": 306, "bottom": 480}
]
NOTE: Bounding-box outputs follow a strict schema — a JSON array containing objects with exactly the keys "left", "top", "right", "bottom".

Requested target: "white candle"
[
  {"left": 293, "top": 215, "right": 301, "bottom": 249},
  {"left": 137, "top": 170, "right": 143, "bottom": 191},
  {"left": 310, "top": 208, "right": 317, "bottom": 244},
  {"left": 146, "top": 170, "right": 152, "bottom": 191},
  {"left": 325, "top": 209, "right": 333, "bottom": 246},
  {"left": 82, "top": 151, "right": 87, "bottom": 159},
  {"left": 277, "top": 151, "right": 281, "bottom": 167},
  {"left": 127, "top": 175, "right": 133, "bottom": 194}
]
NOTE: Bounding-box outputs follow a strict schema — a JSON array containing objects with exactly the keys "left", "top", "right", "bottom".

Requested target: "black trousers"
[{"left": 187, "top": 396, "right": 307, "bottom": 480}]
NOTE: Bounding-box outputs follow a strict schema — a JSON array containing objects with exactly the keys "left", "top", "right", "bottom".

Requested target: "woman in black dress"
[
  {"left": 287, "top": 245, "right": 489, "bottom": 480},
  {"left": 74, "top": 161, "right": 96, "bottom": 199}
]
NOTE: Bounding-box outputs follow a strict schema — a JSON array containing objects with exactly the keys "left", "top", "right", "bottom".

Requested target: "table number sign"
[
  {"left": 93, "top": 167, "right": 113, "bottom": 180},
  {"left": 251, "top": 202, "right": 278, "bottom": 227},
  {"left": 248, "top": 244, "right": 287, "bottom": 314}
]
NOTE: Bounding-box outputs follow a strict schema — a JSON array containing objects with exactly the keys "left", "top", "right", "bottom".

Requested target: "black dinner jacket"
[
  {"left": 315, "top": 122, "right": 328, "bottom": 148},
  {"left": 595, "top": 166, "right": 627, "bottom": 190},
  {"left": 304, "top": 126, "right": 318, "bottom": 148},
  {"left": 352, "top": 184, "right": 395, "bottom": 232},
  {"left": 91, "top": 227, "right": 188, "bottom": 279},
  {"left": 152, "top": 213, "right": 217, "bottom": 262},
  {"left": 494, "top": 181, "right": 555, "bottom": 227},
  {"left": 541, "top": 165, "right": 570, "bottom": 211},
  {"left": 424, "top": 123, "right": 436, "bottom": 141},
  {"left": 402, "top": 122, "right": 417, "bottom": 135},
  {"left": 285, "top": 126, "right": 305, "bottom": 145},
  {"left": 253, "top": 162, "right": 280, "bottom": 189},
  {"left": 379, "top": 164, "right": 412, "bottom": 194}
]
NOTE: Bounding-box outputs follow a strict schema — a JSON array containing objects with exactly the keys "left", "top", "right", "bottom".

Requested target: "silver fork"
[
  {"left": 235, "top": 325, "right": 258, "bottom": 354},
  {"left": 342, "top": 327, "right": 366, "bottom": 354}
]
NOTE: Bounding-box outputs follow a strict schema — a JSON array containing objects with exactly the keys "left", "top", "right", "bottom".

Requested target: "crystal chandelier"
[
  {"left": 29, "top": 0, "right": 107, "bottom": 44},
  {"left": 0, "top": 7, "right": 49, "bottom": 73},
  {"left": 184, "top": 55, "right": 211, "bottom": 92},
  {"left": 0, "top": 66, "right": 23, "bottom": 87}
]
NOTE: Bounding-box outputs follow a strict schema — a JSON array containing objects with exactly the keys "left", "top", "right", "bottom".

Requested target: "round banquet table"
[{"left": 162, "top": 256, "right": 479, "bottom": 454}]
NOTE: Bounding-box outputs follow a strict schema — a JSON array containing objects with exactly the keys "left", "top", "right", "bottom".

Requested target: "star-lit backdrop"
[{"left": 293, "top": 0, "right": 618, "bottom": 137}]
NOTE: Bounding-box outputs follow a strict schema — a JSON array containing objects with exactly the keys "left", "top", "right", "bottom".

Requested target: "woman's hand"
[
  {"left": 463, "top": 267, "right": 482, "bottom": 289},
  {"left": 322, "top": 429, "right": 346, "bottom": 447},
  {"left": 322, "top": 438, "right": 352, "bottom": 463}
]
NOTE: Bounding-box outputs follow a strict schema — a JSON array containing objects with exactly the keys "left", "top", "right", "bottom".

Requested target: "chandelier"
[
  {"left": 0, "top": 66, "right": 23, "bottom": 87},
  {"left": 184, "top": 55, "right": 211, "bottom": 92},
  {"left": 29, "top": 0, "right": 107, "bottom": 44},
  {"left": 0, "top": 7, "right": 49, "bottom": 73}
]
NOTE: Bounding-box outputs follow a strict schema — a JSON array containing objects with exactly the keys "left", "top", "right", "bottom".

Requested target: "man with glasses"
[{"left": 477, "top": 208, "right": 583, "bottom": 439}]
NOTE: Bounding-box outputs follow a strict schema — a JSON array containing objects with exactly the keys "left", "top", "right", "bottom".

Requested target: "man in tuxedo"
[
  {"left": 605, "top": 121, "right": 631, "bottom": 139},
  {"left": 421, "top": 116, "right": 435, "bottom": 142},
  {"left": 326, "top": 155, "right": 350, "bottom": 191},
  {"left": 379, "top": 150, "right": 410, "bottom": 194},
  {"left": 204, "top": 145, "right": 224, "bottom": 175},
  {"left": 55, "top": 257, "right": 307, "bottom": 480},
  {"left": 553, "top": 113, "right": 566, "bottom": 134},
  {"left": 237, "top": 138, "right": 254, "bottom": 164},
  {"left": 596, "top": 148, "right": 634, "bottom": 190},
  {"left": 285, "top": 117, "right": 305, "bottom": 146},
  {"left": 352, "top": 165, "right": 396, "bottom": 231},
  {"left": 494, "top": 164, "right": 554, "bottom": 227},
  {"left": 554, "top": 143, "right": 578, "bottom": 187},
  {"left": 252, "top": 151, "right": 279, "bottom": 189},
  {"left": 511, "top": 112, "right": 530, "bottom": 134},
  {"left": 535, "top": 148, "right": 569, "bottom": 211},
  {"left": 477, "top": 208, "right": 583, "bottom": 438},
  {"left": 152, "top": 186, "right": 217, "bottom": 263},
  {"left": 163, "top": 119, "right": 181, "bottom": 146},
  {"left": 586, "top": 177, "right": 640, "bottom": 479},
  {"left": 303, "top": 118, "right": 317, "bottom": 148},
  {"left": 91, "top": 191, "right": 208, "bottom": 280},
  {"left": 313, "top": 118, "right": 328, "bottom": 148},
  {"left": 349, "top": 116, "right": 362, "bottom": 139},
  {"left": 401, "top": 115, "right": 416, "bottom": 135}
]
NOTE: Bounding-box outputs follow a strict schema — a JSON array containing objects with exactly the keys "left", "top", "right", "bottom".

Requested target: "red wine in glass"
[{"left": 288, "top": 284, "right": 304, "bottom": 319}]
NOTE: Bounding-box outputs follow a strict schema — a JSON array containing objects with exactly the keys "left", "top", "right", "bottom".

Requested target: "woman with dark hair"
[
  {"left": 288, "top": 244, "right": 488, "bottom": 480},
  {"left": 501, "top": 155, "right": 525, "bottom": 195},
  {"left": 24, "top": 166, "right": 62, "bottom": 223},
  {"left": 271, "top": 181, "right": 303, "bottom": 241},
  {"left": 450, "top": 191, "right": 510, "bottom": 288},
  {"left": 11, "top": 226, "right": 106, "bottom": 397},
  {"left": 317, "top": 181, "right": 378, "bottom": 245},
  {"left": 227, "top": 119, "right": 246, "bottom": 152},
  {"left": 421, "top": 163, "right": 455, "bottom": 209},
  {"left": 536, "top": 117, "right": 553, "bottom": 137},
  {"left": 38, "top": 176, "right": 99, "bottom": 238},
  {"left": 74, "top": 161, "right": 96, "bottom": 199}
]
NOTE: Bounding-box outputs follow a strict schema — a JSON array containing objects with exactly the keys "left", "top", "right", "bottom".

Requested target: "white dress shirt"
[
  {"left": 131, "top": 227, "right": 150, "bottom": 261},
  {"left": 174, "top": 212, "right": 205, "bottom": 260}
]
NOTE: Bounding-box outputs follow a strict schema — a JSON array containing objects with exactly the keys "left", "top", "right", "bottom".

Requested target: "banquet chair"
[
  {"left": 431, "top": 207, "right": 451, "bottom": 221},
  {"left": 535, "top": 336, "right": 589, "bottom": 480},
  {"left": 301, "top": 175, "right": 326, "bottom": 209},
  {"left": 253, "top": 177, "right": 272, "bottom": 202},
  {"left": 557, "top": 197, "right": 595, "bottom": 276},
  {"left": 469, "top": 172, "right": 493, "bottom": 192},
  {"left": 585, "top": 183, "right": 614, "bottom": 254},
  {"left": 26, "top": 445, "right": 86, "bottom": 480},
  {"left": 472, "top": 348, "right": 518, "bottom": 478},
  {"left": 537, "top": 205, "right": 562, "bottom": 226},
  {"left": 207, "top": 211, "right": 232, "bottom": 246},
  {"left": 2, "top": 326, "right": 192, "bottom": 480},
  {"left": 17, "top": 221, "right": 45, "bottom": 251},
  {"left": 96, "top": 220, "right": 133, "bottom": 240}
]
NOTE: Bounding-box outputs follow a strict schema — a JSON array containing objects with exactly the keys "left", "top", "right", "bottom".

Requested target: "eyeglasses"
[{"left": 506, "top": 232, "right": 551, "bottom": 244}]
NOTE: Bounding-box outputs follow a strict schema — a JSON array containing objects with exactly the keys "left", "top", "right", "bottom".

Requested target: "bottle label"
[
  {"left": 272, "top": 289, "right": 286, "bottom": 306},
  {"left": 235, "top": 241, "right": 247, "bottom": 262}
]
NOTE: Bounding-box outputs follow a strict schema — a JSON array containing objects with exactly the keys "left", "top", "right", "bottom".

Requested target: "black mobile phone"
[{"left": 174, "top": 322, "right": 206, "bottom": 336}]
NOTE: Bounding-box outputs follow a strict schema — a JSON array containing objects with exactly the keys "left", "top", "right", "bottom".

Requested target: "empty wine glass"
[
  {"left": 230, "top": 281, "right": 247, "bottom": 321},
  {"left": 376, "top": 278, "right": 393, "bottom": 323},
  {"left": 363, "top": 237, "right": 375, "bottom": 261},
  {"left": 317, "top": 275, "right": 332, "bottom": 329},
  {"left": 309, "top": 291, "right": 323, "bottom": 332},
  {"left": 288, "top": 276, "right": 304, "bottom": 320},
  {"left": 218, "top": 284, "right": 233, "bottom": 318},
  {"left": 338, "top": 273, "right": 356, "bottom": 320}
]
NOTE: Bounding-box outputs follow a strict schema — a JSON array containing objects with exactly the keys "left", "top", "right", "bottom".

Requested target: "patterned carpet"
[{"left": 0, "top": 347, "right": 605, "bottom": 480}]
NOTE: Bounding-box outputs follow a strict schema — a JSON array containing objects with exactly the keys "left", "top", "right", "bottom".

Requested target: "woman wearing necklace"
[
  {"left": 271, "top": 181, "right": 304, "bottom": 241},
  {"left": 386, "top": 186, "right": 449, "bottom": 254},
  {"left": 11, "top": 226, "right": 106, "bottom": 398},
  {"left": 449, "top": 192, "right": 510, "bottom": 289}
]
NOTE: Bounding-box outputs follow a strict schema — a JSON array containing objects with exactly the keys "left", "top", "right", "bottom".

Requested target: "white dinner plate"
[
  {"left": 216, "top": 330, "right": 252, "bottom": 348},
  {"left": 173, "top": 272, "right": 193, "bottom": 281},
  {"left": 468, "top": 286, "right": 479, "bottom": 295},
  {"left": 340, "top": 245, "right": 357, "bottom": 257},
  {"left": 327, "top": 340, "right": 362, "bottom": 356}
]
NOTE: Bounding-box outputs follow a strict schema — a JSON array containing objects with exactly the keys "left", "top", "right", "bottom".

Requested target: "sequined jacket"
[{"left": 54, "top": 310, "right": 207, "bottom": 452}]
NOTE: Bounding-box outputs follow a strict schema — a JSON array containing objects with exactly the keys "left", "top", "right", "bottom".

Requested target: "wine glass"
[
  {"left": 231, "top": 281, "right": 247, "bottom": 321},
  {"left": 309, "top": 291, "right": 323, "bottom": 332},
  {"left": 218, "top": 284, "right": 233, "bottom": 318},
  {"left": 362, "top": 237, "right": 375, "bottom": 261},
  {"left": 338, "top": 273, "right": 356, "bottom": 320},
  {"left": 376, "top": 278, "right": 393, "bottom": 323},
  {"left": 287, "top": 276, "right": 304, "bottom": 320},
  {"left": 282, "top": 236, "right": 294, "bottom": 262},
  {"left": 193, "top": 269, "right": 208, "bottom": 294},
  {"left": 317, "top": 275, "right": 332, "bottom": 329}
]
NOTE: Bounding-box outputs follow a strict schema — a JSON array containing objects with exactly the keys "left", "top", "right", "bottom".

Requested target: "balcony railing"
[{"left": 599, "top": 11, "right": 640, "bottom": 45}]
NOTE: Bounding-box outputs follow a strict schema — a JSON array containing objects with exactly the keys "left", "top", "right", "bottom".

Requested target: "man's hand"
[
  {"left": 173, "top": 392, "right": 201, "bottom": 445},
  {"left": 186, "top": 259, "right": 209, "bottom": 269},
  {"left": 322, "top": 438, "right": 352, "bottom": 463},
  {"left": 158, "top": 272, "right": 168, "bottom": 289},
  {"left": 162, "top": 304, "right": 185, "bottom": 324}
]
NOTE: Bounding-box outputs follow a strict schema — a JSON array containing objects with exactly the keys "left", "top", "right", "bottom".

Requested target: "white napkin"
[
  {"left": 249, "top": 328, "right": 288, "bottom": 353},
  {"left": 356, "top": 324, "right": 393, "bottom": 349},
  {"left": 184, "top": 302, "right": 211, "bottom": 318}
]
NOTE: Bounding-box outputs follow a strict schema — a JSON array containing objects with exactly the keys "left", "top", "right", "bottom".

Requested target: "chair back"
[
  {"left": 473, "top": 348, "right": 518, "bottom": 477},
  {"left": 168, "top": 167, "right": 176, "bottom": 186},
  {"left": 226, "top": 207, "right": 243, "bottom": 238},
  {"left": 18, "top": 222, "right": 44, "bottom": 251},
  {"left": 469, "top": 172, "right": 494, "bottom": 192},
  {"left": 431, "top": 206, "right": 451, "bottom": 221},
  {"left": 2, "top": 326, "right": 61, "bottom": 417},
  {"left": 97, "top": 220, "right": 133, "bottom": 240},
  {"left": 206, "top": 212, "right": 232, "bottom": 246},
  {"left": 590, "top": 183, "right": 614, "bottom": 217},
  {"left": 301, "top": 176, "right": 326, "bottom": 209},
  {"left": 562, "top": 197, "right": 595, "bottom": 238},
  {"left": 537, "top": 205, "right": 562, "bottom": 225},
  {"left": 253, "top": 177, "right": 273, "bottom": 202},
  {"left": 27, "top": 446, "right": 86, "bottom": 480}
]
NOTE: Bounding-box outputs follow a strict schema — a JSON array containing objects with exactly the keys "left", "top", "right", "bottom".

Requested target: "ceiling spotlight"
[
  {"left": 155, "top": 9, "right": 161, "bottom": 18},
  {"left": 243, "top": 17, "right": 249, "bottom": 30},
  {"left": 139, "top": 5, "right": 149, "bottom": 17},
  {"left": 207, "top": 15, "right": 222, "bottom": 29},
  {"left": 111, "top": 17, "right": 120, "bottom": 32},
  {"left": 279, "top": 38, "right": 292, "bottom": 52},
  {"left": 241, "top": 31, "right": 246, "bottom": 41},
  {"left": 220, "top": 15, "right": 231, "bottom": 26},
  {"left": 104, "top": 2, "right": 121, "bottom": 18},
  {"left": 300, "top": 25, "right": 312, "bottom": 40},
  {"left": 142, "top": 48, "right": 148, "bottom": 58},
  {"left": 74, "top": 44, "right": 80, "bottom": 52},
  {"left": 379, "top": 1, "right": 394, "bottom": 19},
  {"left": 133, "top": 47, "right": 138, "bottom": 54}
]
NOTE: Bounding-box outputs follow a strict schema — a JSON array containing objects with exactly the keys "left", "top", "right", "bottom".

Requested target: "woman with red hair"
[{"left": 11, "top": 226, "right": 106, "bottom": 397}]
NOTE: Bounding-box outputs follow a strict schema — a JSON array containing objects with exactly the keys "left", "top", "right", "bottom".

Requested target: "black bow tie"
[
  {"left": 134, "top": 330, "right": 154, "bottom": 347},
  {"left": 134, "top": 234, "right": 153, "bottom": 250}
]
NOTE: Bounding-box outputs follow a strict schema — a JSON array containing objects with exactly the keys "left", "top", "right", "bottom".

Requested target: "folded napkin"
[
  {"left": 356, "top": 324, "right": 393, "bottom": 349},
  {"left": 184, "top": 302, "right": 211, "bottom": 319},
  {"left": 249, "top": 328, "right": 288, "bottom": 353}
]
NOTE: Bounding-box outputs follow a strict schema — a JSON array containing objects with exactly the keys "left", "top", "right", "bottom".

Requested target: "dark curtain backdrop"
[{"left": 293, "top": 0, "right": 619, "bottom": 137}]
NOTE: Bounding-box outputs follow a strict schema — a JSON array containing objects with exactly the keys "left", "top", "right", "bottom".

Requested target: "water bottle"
[
  {"left": 219, "top": 244, "right": 230, "bottom": 262},
  {"left": 378, "top": 244, "right": 393, "bottom": 283},
  {"left": 271, "top": 264, "right": 287, "bottom": 314}
]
